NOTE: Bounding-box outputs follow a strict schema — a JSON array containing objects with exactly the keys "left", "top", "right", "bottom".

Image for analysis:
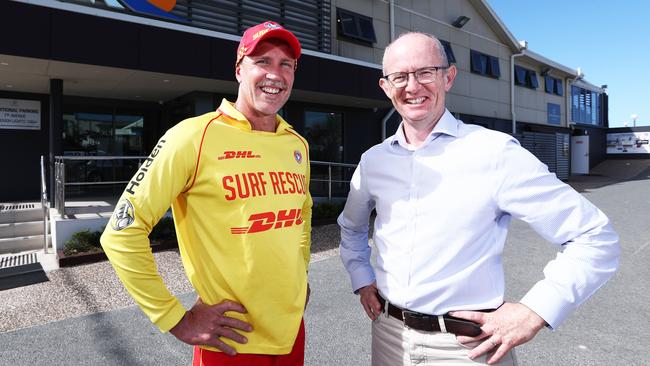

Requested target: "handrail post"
[
  {"left": 328, "top": 164, "right": 332, "bottom": 203},
  {"left": 40, "top": 156, "right": 49, "bottom": 253},
  {"left": 62, "top": 161, "right": 66, "bottom": 216},
  {"left": 55, "top": 160, "right": 60, "bottom": 213},
  {"left": 54, "top": 160, "right": 60, "bottom": 213},
  {"left": 43, "top": 206, "right": 49, "bottom": 253}
]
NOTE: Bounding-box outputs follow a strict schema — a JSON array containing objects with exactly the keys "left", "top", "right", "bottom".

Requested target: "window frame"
[
  {"left": 514, "top": 65, "right": 538, "bottom": 89},
  {"left": 470, "top": 50, "right": 500, "bottom": 79},
  {"left": 303, "top": 109, "right": 345, "bottom": 163},
  {"left": 336, "top": 8, "right": 376, "bottom": 45},
  {"left": 439, "top": 40, "right": 456, "bottom": 64},
  {"left": 544, "top": 75, "right": 564, "bottom": 96},
  {"left": 571, "top": 85, "right": 603, "bottom": 126},
  {"left": 554, "top": 80, "right": 564, "bottom": 96},
  {"left": 544, "top": 75, "right": 554, "bottom": 93}
]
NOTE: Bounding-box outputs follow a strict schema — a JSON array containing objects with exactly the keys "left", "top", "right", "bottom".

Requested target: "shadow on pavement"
[{"left": 568, "top": 159, "right": 650, "bottom": 193}]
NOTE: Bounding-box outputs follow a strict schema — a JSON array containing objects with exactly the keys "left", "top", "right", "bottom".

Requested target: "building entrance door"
[
  {"left": 62, "top": 111, "right": 145, "bottom": 195},
  {"left": 303, "top": 110, "right": 345, "bottom": 198},
  {"left": 571, "top": 135, "right": 589, "bottom": 174}
]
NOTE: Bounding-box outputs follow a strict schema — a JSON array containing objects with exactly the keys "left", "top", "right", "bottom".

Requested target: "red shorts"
[{"left": 192, "top": 319, "right": 305, "bottom": 366}]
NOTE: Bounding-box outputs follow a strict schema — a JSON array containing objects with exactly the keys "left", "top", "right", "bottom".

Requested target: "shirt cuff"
[
  {"left": 155, "top": 299, "right": 188, "bottom": 333},
  {"left": 519, "top": 280, "right": 576, "bottom": 330},
  {"left": 349, "top": 265, "right": 376, "bottom": 294}
]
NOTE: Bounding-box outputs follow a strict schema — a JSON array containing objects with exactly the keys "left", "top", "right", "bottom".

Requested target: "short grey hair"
[{"left": 382, "top": 32, "right": 449, "bottom": 75}]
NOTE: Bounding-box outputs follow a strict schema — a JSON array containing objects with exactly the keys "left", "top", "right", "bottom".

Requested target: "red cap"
[{"left": 236, "top": 21, "right": 302, "bottom": 66}]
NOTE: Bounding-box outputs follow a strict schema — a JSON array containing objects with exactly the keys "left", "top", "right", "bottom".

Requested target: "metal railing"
[
  {"left": 40, "top": 156, "right": 50, "bottom": 253},
  {"left": 53, "top": 156, "right": 357, "bottom": 215},
  {"left": 310, "top": 160, "right": 356, "bottom": 202},
  {"left": 54, "top": 156, "right": 148, "bottom": 216},
  {"left": 54, "top": 157, "right": 65, "bottom": 215}
]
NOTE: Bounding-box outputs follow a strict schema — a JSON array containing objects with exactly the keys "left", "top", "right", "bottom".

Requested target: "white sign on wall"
[
  {"left": 607, "top": 132, "right": 650, "bottom": 154},
  {"left": 0, "top": 98, "right": 41, "bottom": 130}
]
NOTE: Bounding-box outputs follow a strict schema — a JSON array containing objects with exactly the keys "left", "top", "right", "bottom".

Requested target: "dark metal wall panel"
[
  {"left": 170, "top": 0, "right": 331, "bottom": 54},
  {"left": 556, "top": 133, "right": 569, "bottom": 180},
  {"left": 50, "top": 9, "right": 140, "bottom": 69},
  {"left": 0, "top": 1, "right": 51, "bottom": 59},
  {"left": 518, "top": 133, "right": 535, "bottom": 154},
  {"left": 520, "top": 132, "right": 558, "bottom": 176},
  {"left": 533, "top": 132, "right": 557, "bottom": 173},
  {"left": 6, "top": 1, "right": 383, "bottom": 102},
  {"left": 210, "top": 38, "right": 239, "bottom": 80},
  {"left": 139, "top": 27, "right": 212, "bottom": 78},
  {"left": 459, "top": 113, "right": 512, "bottom": 134},
  {"left": 587, "top": 128, "right": 607, "bottom": 168},
  {"left": 294, "top": 56, "right": 384, "bottom": 100},
  {"left": 293, "top": 56, "right": 320, "bottom": 90},
  {"left": 56, "top": 0, "right": 331, "bottom": 54},
  {"left": 354, "top": 64, "right": 384, "bottom": 100}
]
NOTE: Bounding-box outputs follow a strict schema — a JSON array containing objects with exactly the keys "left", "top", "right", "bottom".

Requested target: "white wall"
[
  {"left": 50, "top": 211, "right": 110, "bottom": 253},
  {"left": 330, "top": 0, "right": 570, "bottom": 127}
]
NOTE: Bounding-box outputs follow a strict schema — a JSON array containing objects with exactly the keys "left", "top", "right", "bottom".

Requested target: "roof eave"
[{"left": 521, "top": 49, "right": 578, "bottom": 77}]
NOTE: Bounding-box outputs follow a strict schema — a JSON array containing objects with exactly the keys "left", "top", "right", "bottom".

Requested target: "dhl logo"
[
  {"left": 231, "top": 209, "right": 303, "bottom": 234},
  {"left": 218, "top": 150, "right": 262, "bottom": 160}
]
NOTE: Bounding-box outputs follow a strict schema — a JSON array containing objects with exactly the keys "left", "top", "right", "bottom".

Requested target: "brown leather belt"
[{"left": 378, "top": 296, "right": 484, "bottom": 337}]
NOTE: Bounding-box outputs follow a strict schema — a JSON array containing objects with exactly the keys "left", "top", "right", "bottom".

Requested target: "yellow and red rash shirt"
[{"left": 100, "top": 99, "right": 312, "bottom": 355}]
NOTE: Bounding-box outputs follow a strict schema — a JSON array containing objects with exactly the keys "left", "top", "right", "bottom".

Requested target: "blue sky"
[{"left": 487, "top": 0, "right": 649, "bottom": 127}]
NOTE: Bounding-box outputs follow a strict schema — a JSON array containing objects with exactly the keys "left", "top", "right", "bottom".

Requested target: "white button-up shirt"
[{"left": 338, "top": 109, "right": 620, "bottom": 329}]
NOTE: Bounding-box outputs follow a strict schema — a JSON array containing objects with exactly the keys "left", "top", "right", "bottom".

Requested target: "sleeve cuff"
[
  {"left": 519, "top": 281, "right": 576, "bottom": 330},
  {"left": 349, "top": 265, "right": 376, "bottom": 294},
  {"left": 155, "top": 299, "right": 188, "bottom": 333}
]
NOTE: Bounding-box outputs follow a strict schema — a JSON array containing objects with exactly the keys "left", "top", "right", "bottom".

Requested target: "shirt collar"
[
  {"left": 389, "top": 109, "right": 459, "bottom": 149},
  {"left": 216, "top": 98, "right": 292, "bottom": 133}
]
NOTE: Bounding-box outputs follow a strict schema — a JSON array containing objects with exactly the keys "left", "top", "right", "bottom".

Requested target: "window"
[
  {"left": 439, "top": 40, "right": 456, "bottom": 64},
  {"left": 63, "top": 112, "right": 144, "bottom": 156},
  {"left": 529, "top": 72, "right": 539, "bottom": 89},
  {"left": 62, "top": 111, "right": 144, "bottom": 190},
  {"left": 471, "top": 51, "right": 487, "bottom": 74},
  {"left": 470, "top": 50, "right": 500, "bottom": 78},
  {"left": 337, "top": 8, "right": 376, "bottom": 44},
  {"left": 514, "top": 66, "right": 538, "bottom": 89},
  {"left": 544, "top": 75, "right": 564, "bottom": 96},
  {"left": 571, "top": 86, "right": 602, "bottom": 126},
  {"left": 514, "top": 66, "right": 526, "bottom": 85},
  {"left": 304, "top": 110, "right": 352, "bottom": 197},
  {"left": 304, "top": 111, "right": 343, "bottom": 162},
  {"left": 555, "top": 80, "right": 564, "bottom": 96},
  {"left": 544, "top": 75, "right": 553, "bottom": 93}
]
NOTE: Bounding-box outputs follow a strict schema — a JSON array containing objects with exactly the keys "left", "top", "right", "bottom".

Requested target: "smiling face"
[
  {"left": 379, "top": 33, "right": 456, "bottom": 130},
  {"left": 235, "top": 39, "right": 295, "bottom": 129}
]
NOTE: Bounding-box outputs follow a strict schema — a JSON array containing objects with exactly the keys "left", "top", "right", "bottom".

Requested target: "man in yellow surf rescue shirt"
[{"left": 101, "top": 21, "right": 312, "bottom": 366}]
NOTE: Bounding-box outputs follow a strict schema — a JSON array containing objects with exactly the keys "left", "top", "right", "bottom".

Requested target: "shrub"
[
  {"left": 312, "top": 201, "right": 345, "bottom": 220},
  {"left": 63, "top": 229, "right": 103, "bottom": 256}
]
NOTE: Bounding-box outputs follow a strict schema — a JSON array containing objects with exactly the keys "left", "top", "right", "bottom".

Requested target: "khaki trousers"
[{"left": 371, "top": 310, "right": 517, "bottom": 366}]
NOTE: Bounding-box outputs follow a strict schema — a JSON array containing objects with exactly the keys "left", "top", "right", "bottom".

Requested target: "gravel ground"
[{"left": 0, "top": 223, "right": 342, "bottom": 333}]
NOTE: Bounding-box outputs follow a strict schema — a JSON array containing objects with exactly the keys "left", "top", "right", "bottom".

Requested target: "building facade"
[{"left": 0, "top": 0, "right": 610, "bottom": 202}]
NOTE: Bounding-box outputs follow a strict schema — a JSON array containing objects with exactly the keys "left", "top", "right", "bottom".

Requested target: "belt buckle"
[{"left": 402, "top": 310, "right": 435, "bottom": 332}]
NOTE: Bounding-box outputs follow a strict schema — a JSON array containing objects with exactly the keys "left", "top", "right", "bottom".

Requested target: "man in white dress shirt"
[{"left": 338, "top": 32, "right": 620, "bottom": 365}]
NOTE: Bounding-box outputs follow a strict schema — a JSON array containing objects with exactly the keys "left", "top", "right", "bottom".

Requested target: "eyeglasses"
[{"left": 382, "top": 66, "right": 449, "bottom": 89}]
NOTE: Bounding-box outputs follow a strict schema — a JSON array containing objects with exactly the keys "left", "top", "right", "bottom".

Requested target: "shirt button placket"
[{"left": 407, "top": 151, "right": 418, "bottom": 291}]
